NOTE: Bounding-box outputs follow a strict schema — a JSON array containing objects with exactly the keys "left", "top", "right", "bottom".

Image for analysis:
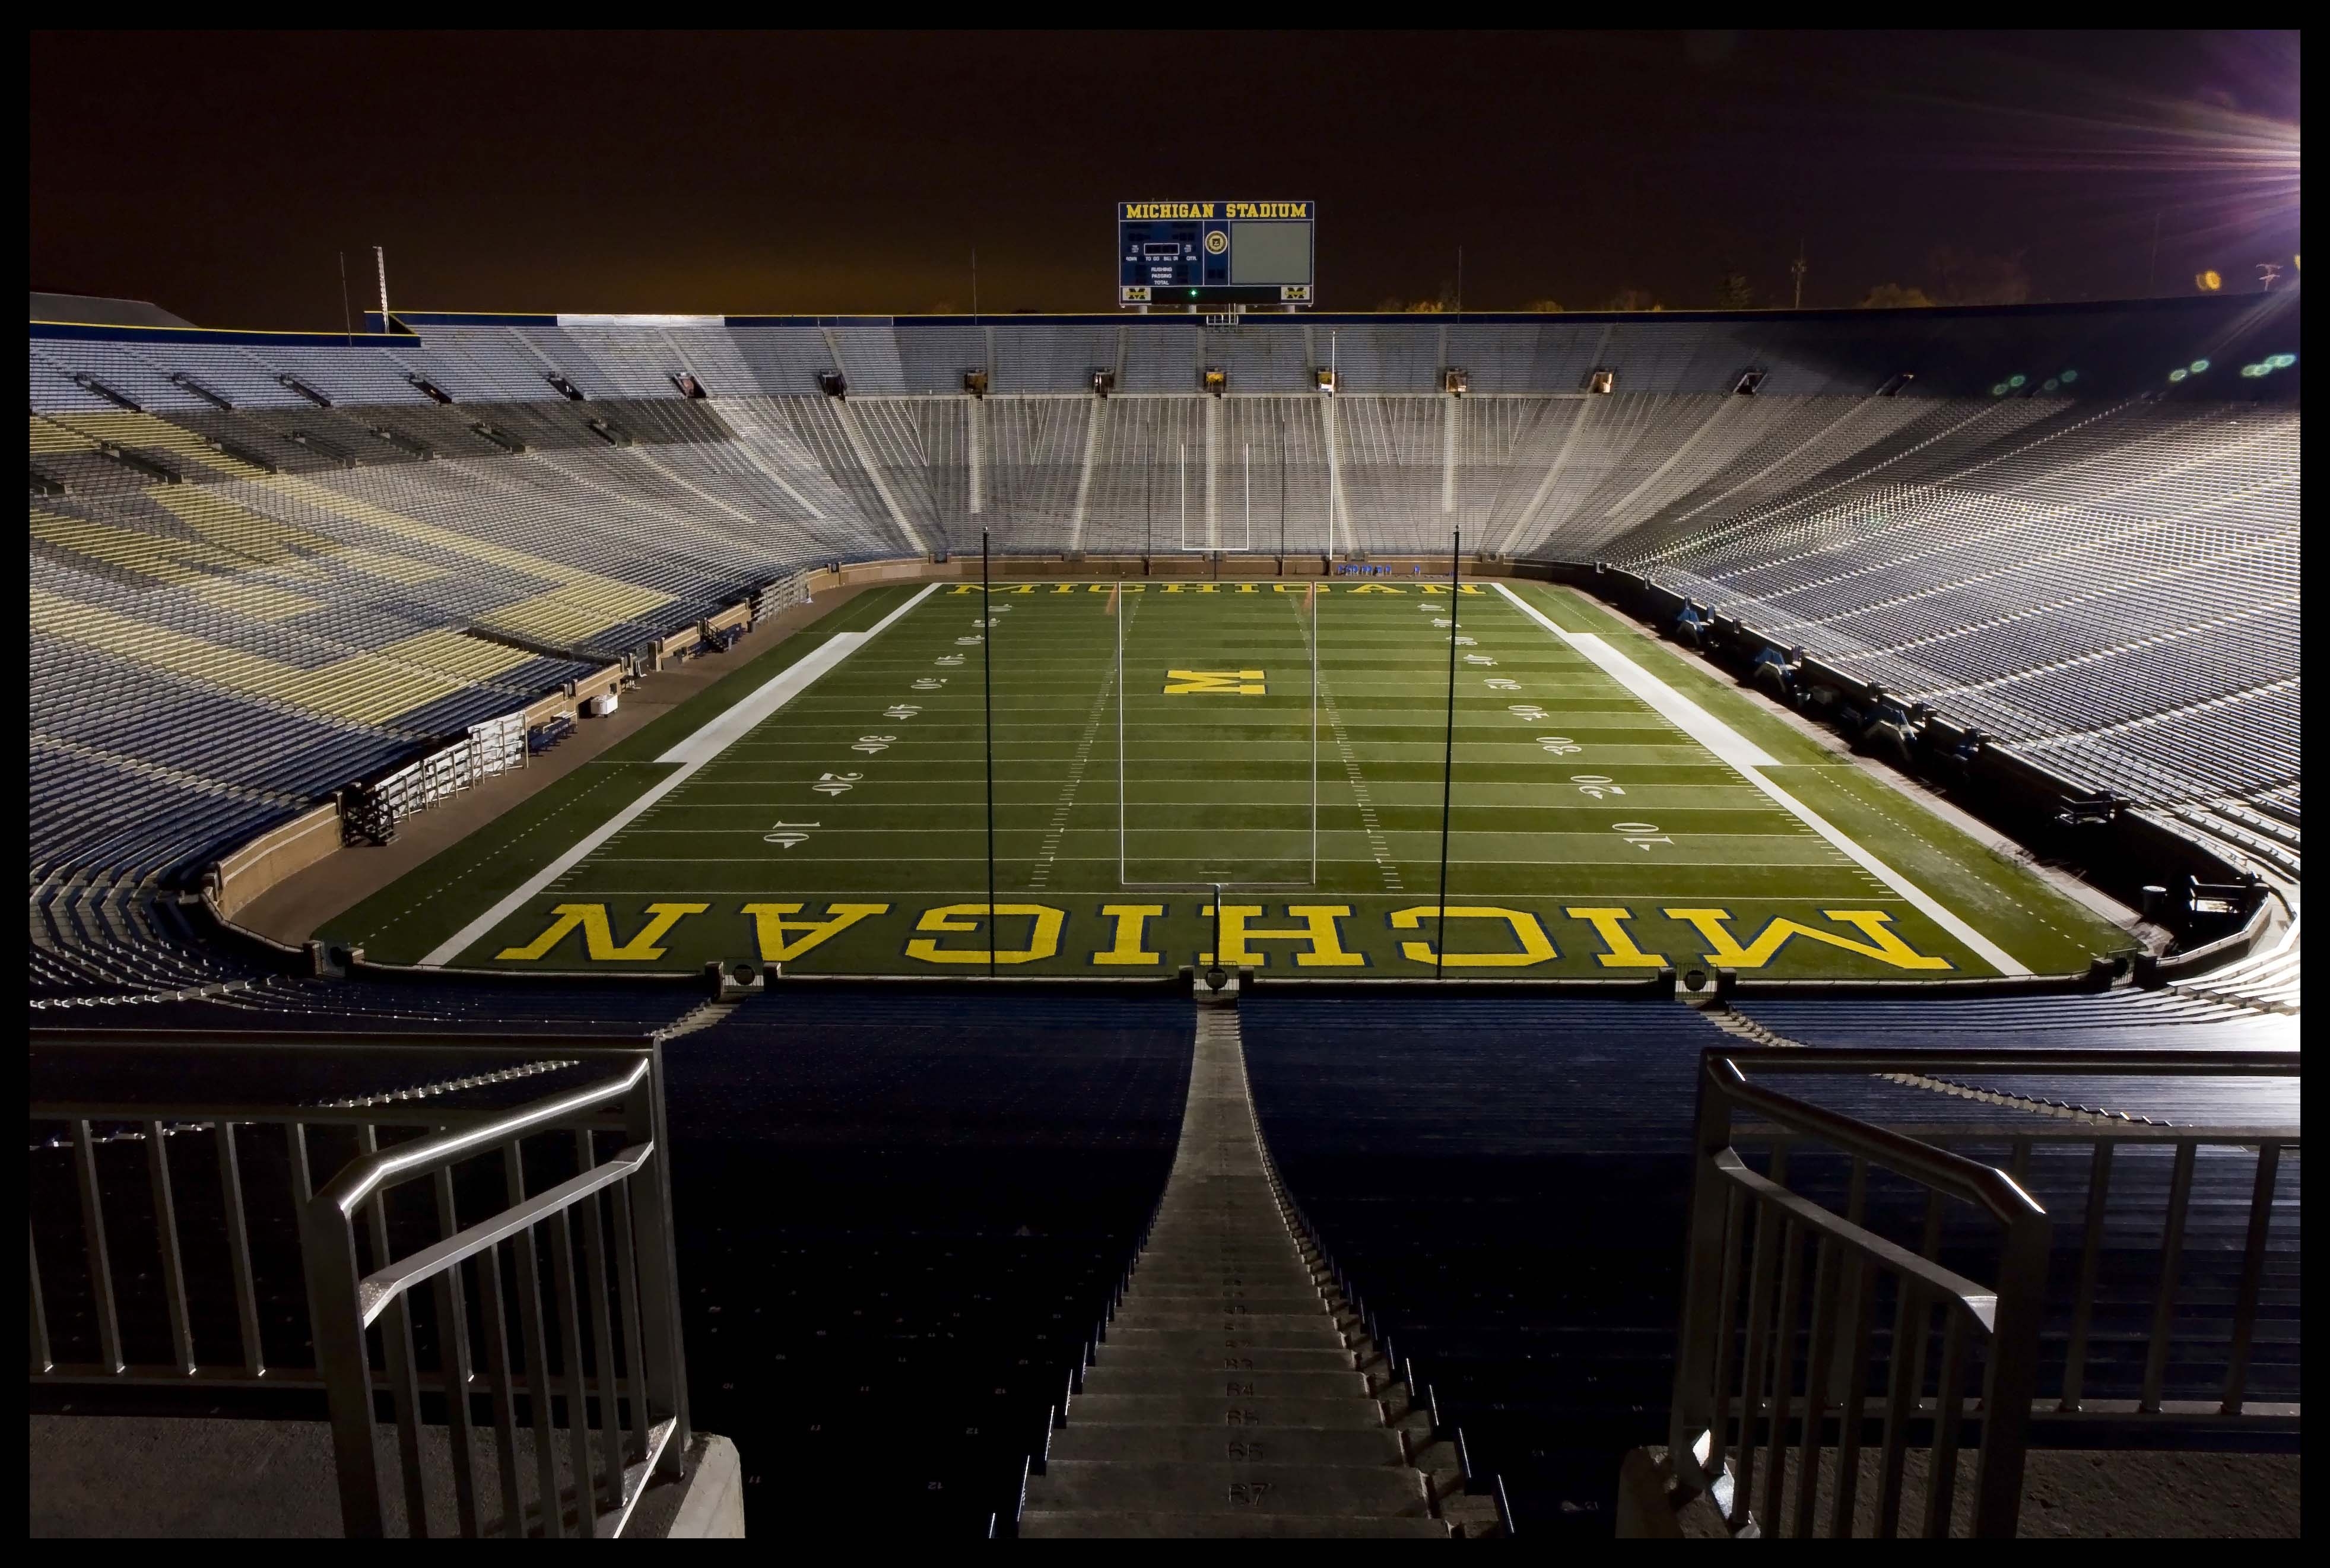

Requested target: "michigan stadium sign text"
[{"left": 1119, "top": 202, "right": 1314, "bottom": 220}]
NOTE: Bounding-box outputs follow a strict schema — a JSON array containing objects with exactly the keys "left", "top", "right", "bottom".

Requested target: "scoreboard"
[{"left": 1119, "top": 200, "right": 1314, "bottom": 309}]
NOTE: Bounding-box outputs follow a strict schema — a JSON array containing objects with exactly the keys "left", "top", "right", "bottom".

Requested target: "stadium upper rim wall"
[{"left": 25, "top": 290, "right": 2302, "bottom": 405}]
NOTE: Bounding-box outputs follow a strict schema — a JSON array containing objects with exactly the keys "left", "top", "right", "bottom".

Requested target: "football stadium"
[{"left": 30, "top": 30, "right": 2299, "bottom": 1541}]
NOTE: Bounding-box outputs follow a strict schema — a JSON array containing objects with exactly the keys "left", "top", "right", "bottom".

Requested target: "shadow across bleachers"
[
  {"left": 661, "top": 985, "right": 1192, "bottom": 1537},
  {"left": 1242, "top": 992, "right": 1738, "bottom": 1537}
]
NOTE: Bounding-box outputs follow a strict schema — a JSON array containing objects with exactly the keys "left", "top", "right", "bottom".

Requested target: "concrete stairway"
[{"left": 1020, "top": 1004, "right": 1472, "bottom": 1538}]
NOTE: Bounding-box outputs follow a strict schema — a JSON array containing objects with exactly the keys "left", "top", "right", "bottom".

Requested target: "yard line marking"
[
  {"left": 417, "top": 583, "right": 940, "bottom": 966},
  {"left": 1493, "top": 582, "right": 2031, "bottom": 977},
  {"left": 658, "top": 585, "right": 941, "bottom": 767},
  {"left": 1030, "top": 673, "right": 1114, "bottom": 891}
]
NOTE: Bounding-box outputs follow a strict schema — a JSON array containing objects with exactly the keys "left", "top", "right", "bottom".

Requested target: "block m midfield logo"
[{"left": 1163, "top": 668, "right": 1266, "bottom": 695}]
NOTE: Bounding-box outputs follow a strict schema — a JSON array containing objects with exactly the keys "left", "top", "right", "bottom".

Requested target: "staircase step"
[
  {"left": 1126, "top": 1272, "right": 1322, "bottom": 1290},
  {"left": 1068, "top": 1394, "right": 1389, "bottom": 1429},
  {"left": 1120, "top": 1292, "right": 1325, "bottom": 1310},
  {"left": 1046, "top": 1425, "right": 1408, "bottom": 1468},
  {"left": 1025, "top": 1460, "right": 1433, "bottom": 1517},
  {"left": 1018, "top": 1511, "right": 1452, "bottom": 1538},
  {"left": 1024, "top": 1003, "right": 1432, "bottom": 1538},
  {"left": 1113, "top": 1311, "right": 1334, "bottom": 1331},
  {"left": 1086, "top": 1369, "right": 1370, "bottom": 1398},
  {"left": 1107, "top": 1326, "right": 1347, "bottom": 1351},
  {"left": 1103, "top": 1345, "right": 1358, "bottom": 1372}
]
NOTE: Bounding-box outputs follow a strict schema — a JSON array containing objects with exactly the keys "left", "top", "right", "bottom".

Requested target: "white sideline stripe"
[
  {"left": 1493, "top": 583, "right": 2031, "bottom": 977},
  {"left": 418, "top": 585, "right": 939, "bottom": 967}
]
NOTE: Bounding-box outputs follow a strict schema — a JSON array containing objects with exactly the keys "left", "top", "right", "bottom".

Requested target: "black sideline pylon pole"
[
  {"left": 1436, "top": 529, "right": 1459, "bottom": 977},
  {"left": 983, "top": 529, "right": 996, "bottom": 980}
]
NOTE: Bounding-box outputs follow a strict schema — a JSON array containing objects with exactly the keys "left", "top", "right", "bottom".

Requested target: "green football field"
[{"left": 326, "top": 577, "right": 2135, "bottom": 980}]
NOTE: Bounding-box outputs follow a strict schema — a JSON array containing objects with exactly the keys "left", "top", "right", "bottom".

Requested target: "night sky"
[{"left": 30, "top": 30, "right": 2300, "bottom": 329}]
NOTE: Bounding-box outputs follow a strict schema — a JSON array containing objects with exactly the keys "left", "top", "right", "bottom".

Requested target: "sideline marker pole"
[
  {"left": 983, "top": 530, "right": 996, "bottom": 980},
  {"left": 1436, "top": 529, "right": 1459, "bottom": 977},
  {"left": 1116, "top": 580, "right": 1125, "bottom": 884},
  {"left": 1308, "top": 579, "right": 1319, "bottom": 883}
]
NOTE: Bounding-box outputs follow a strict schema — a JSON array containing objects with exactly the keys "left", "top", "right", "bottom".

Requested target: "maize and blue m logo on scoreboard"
[{"left": 1120, "top": 200, "right": 1315, "bottom": 308}]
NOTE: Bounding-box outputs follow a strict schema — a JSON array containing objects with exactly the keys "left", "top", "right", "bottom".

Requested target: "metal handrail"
[
  {"left": 1707, "top": 1057, "right": 2050, "bottom": 1228},
  {"left": 301, "top": 1060, "right": 687, "bottom": 1537},
  {"left": 1668, "top": 1046, "right": 2299, "bottom": 1538},
  {"left": 1713, "top": 1152, "right": 2001, "bottom": 1334},
  {"left": 30, "top": 1033, "right": 675, "bottom": 1395},
  {"left": 353, "top": 1143, "right": 652, "bottom": 1329},
  {"left": 307, "top": 1059, "right": 650, "bottom": 1223}
]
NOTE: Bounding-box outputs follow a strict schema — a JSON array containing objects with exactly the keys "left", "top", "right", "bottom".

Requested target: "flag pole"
[
  {"left": 1436, "top": 529, "right": 1459, "bottom": 977},
  {"left": 983, "top": 529, "right": 996, "bottom": 980}
]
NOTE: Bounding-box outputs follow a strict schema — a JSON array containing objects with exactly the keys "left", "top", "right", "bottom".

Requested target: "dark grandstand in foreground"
[{"left": 30, "top": 27, "right": 2299, "bottom": 1542}]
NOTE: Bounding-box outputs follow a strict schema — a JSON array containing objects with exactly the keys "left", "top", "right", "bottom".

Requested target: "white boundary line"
[
  {"left": 1493, "top": 583, "right": 2031, "bottom": 977},
  {"left": 418, "top": 584, "right": 940, "bottom": 967}
]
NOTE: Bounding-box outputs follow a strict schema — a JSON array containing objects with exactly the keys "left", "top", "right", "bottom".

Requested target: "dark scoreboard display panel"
[{"left": 1118, "top": 200, "right": 1314, "bottom": 308}]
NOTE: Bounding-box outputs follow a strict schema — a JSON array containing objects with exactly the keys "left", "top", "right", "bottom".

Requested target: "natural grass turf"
[{"left": 326, "top": 579, "right": 2135, "bottom": 980}]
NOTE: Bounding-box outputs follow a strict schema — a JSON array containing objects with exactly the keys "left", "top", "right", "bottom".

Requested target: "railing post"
[
  {"left": 1970, "top": 1205, "right": 2049, "bottom": 1538},
  {"left": 300, "top": 1187, "right": 386, "bottom": 1538},
  {"left": 627, "top": 1045, "right": 691, "bottom": 1473},
  {"left": 1668, "top": 1053, "right": 1737, "bottom": 1494},
  {"left": 2222, "top": 1141, "right": 2283, "bottom": 1415}
]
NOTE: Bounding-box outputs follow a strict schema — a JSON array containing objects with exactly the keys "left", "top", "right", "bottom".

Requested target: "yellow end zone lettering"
[
  {"left": 906, "top": 903, "right": 1066, "bottom": 965},
  {"left": 1201, "top": 905, "right": 1366, "bottom": 969},
  {"left": 495, "top": 902, "right": 709, "bottom": 963},
  {"left": 1389, "top": 906, "right": 1557, "bottom": 967},
  {"left": 1663, "top": 908, "right": 1954, "bottom": 972},
  {"left": 739, "top": 902, "right": 891, "bottom": 962},
  {"left": 1092, "top": 904, "right": 1167, "bottom": 966},
  {"left": 1564, "top": 907, "right": 1669, "bottom": 968}
]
